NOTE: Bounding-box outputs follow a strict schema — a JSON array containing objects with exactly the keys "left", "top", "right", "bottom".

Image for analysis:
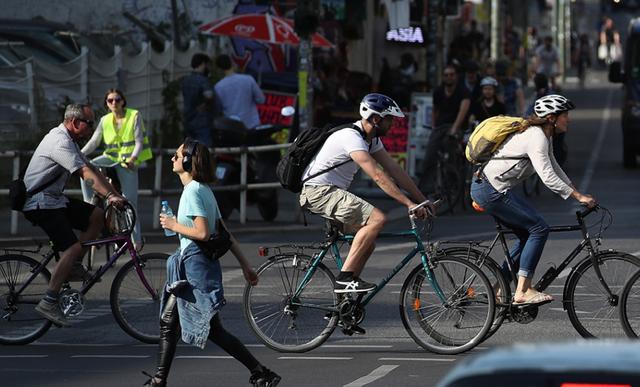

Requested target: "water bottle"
[{"left": 160, "top": 200, "right": 177, "bottom": 237}]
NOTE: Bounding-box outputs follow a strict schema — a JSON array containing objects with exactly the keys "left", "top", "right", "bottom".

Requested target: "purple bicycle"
[{"left": 0, "top": 203, "right": 168, "bottom": 345}]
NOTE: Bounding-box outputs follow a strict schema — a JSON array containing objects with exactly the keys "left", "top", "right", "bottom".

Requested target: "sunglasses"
[
  {"left": 106, "top": 97, "right": 122, "bottom": 104},
  {"left": 172, "top": 151, "right": 182, "bottom": 160},
  {"left": 77, "top": 118, "right": 95, "bottom": 127}
]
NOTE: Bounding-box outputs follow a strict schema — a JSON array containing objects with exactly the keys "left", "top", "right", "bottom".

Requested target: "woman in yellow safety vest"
[{"left": 81, "top": 89, "right": 152, "bottom": 249}]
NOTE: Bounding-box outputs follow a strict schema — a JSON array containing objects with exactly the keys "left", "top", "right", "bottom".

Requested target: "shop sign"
[
  {"left": 257, "top": 91, "right": 297, "bottom": 126},
  {"left": 386, "top": 26, "right": 424, "bottom": 44}
]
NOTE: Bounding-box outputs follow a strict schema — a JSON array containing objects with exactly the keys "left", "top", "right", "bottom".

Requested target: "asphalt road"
[{"left": 1, "top": 70, "right": 640, "bottom": 387}]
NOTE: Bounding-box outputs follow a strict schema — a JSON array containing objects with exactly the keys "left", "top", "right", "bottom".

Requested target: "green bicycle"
[{"left": 243, "top": 201, "right": 495, "bottom": 355}]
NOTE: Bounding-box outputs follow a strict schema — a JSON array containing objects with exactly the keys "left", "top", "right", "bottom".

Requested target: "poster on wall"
[
  {"left": 407, "top": 93, "right": 433, "bottom": 178},
  {"left": 257, "top": 91, "right": 297, "bottom": 126},
  {"left": 380, "top": 113, "right": 410, "bottom": 171}
]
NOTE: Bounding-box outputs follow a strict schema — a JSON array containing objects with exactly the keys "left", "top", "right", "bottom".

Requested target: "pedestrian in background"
[
  {"left": 182, "top": 53, "right": 217, "bottom": 147},
  {"left": 469, "top": 77, "right": 505, "bottom": 125},
  {"left": 81, "top": 89, "right": 152, "bottom": 251},
  {"left": 214, "top": 54, "right": 265, "bottom": 132},
  {"left": 534, "top": 36, "right": 561, "bottom": 90},
  {"left": 495, "top": 59, "right": 525, "bottom": 117},
  {"left": 144, "top": 138, "right": 280, "bottom": 387}
]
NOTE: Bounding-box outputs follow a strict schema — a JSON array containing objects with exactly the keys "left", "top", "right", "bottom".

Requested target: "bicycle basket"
[{"left": 104, "top": 202, "right": 136, "bottom": 236}]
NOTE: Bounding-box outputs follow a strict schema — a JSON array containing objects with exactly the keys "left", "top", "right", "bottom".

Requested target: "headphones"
[{"left": 182, "top": 138, "right": 198, "bottom": 172}]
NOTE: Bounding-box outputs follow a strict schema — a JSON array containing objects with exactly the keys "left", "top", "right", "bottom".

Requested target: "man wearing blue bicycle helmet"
[{"left": 299, "top": 93, "right": 433, "bottom": 301}]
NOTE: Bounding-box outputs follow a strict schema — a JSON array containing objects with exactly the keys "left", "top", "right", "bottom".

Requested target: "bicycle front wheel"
[
  {"left": 0, "top": 254, "right": 52, "bottom": 345},
  {"left": 566, "top": 251, "right": 640, "bottom": 338},
  {"left": 620, "top": 268, "right": 640, "bottom": 338},
  {"left": 244, "top": 255, "right": 338, "bottom": 353},
  {"left": 400, "top": 256, "right": 494, "bottom": 355},
  {"left": 110, "top": 253, "right": 168, "bottom": 344}
]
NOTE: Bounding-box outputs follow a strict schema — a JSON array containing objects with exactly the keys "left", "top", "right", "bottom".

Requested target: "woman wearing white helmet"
[{"left": 470, "top": 94, "right": 596, "bottom": 307}]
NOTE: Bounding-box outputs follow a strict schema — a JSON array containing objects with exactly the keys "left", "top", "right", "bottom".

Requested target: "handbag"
[
  {"left": 8, "top": 171, "right": 63, "bottom": 212},
  {"left": 194, "top": 220, "right": 232, "bottom": 260}
]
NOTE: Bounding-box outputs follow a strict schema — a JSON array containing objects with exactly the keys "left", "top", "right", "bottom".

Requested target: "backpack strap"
[
  {"left": 26, "top": 170, "right": 64, "bottom": 197},
  {"left": 301, "top": 123, "right": 362, "bottom": 184}
]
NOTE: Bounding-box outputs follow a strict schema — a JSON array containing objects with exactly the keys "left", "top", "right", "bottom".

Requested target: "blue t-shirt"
[
  {"left": 214, "top": 73, "right": 265, "bottom": 129},
  {"left": 177, "top": 180, "right": 221, "bottom": 252}
]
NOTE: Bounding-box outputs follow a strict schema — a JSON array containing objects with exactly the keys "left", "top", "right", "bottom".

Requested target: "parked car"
[
  {"left": 609, "top": 17, "right": 640, "bottom": 168},
  {"left": 436, "top": 340, "right": 640, "bottom": 387}
]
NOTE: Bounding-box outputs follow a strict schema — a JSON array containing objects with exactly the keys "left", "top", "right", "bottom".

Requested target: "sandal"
[{"left": 512, "top": 292, "right": 554, "bottom": 307}]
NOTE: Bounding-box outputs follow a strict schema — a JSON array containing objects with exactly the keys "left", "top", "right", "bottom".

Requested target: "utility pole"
[
  {"left": 490, "top": 0, "right": 502, "bottom": 60},
  {"left": 294, "top": 0, "right": 319, "bottom": 132}
]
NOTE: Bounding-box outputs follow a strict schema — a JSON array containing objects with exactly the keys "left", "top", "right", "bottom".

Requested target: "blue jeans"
[{"left": 470, "top": 177, "right": 550, "bottom": 279}]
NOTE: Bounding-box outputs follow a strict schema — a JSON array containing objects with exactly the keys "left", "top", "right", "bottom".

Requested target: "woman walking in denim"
[
  {"left": 471, "top": 95, "right": 596, "bottom": 306},
  {"left": 144, "top": 138, "right": 280, "bottom": 386}
]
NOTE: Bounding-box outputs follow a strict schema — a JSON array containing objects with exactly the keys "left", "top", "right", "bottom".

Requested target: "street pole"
[
  {"left": 490, "top": 0, "right": 501, "bottom": 60},
  {"left": 558, "top": 0, "right": 566, "bottom": 85},
  {"left": 298, "top": 39, "right": 312, "bottom": 132}
]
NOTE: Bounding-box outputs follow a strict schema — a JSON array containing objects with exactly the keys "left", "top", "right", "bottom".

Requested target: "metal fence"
[
  {"left": 1, "top": 143, "right": 291, "bottom": 235},
  {"left": 0, "top": 40, "right": 209, "bottom": 145}
]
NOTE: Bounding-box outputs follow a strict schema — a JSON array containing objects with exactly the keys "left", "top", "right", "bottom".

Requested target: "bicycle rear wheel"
[
  {"left": 400, "top": 256, "right": 494, "bottom": 354},
  {"left": 243, "top": 255, "right": 338, "bottom": 352},
  {"left": 110, "top": 253, "right": 168, "bottom": 344},
  {"left": 620, "top": 268, "right": 640, "bottom": 338},
  {"left": 0, "top": 254, "right": 53, "bottom": 345},
  {"left": 566, "top": 251, "right": 640, "bottom": 338},
  {"left": 441, "top": 247, "right": 510, "bottom": 341}
]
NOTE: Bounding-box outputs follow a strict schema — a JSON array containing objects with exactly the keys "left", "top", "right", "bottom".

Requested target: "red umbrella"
[{"left": 199, "top": 13, "right": 333, "bottom": 48}]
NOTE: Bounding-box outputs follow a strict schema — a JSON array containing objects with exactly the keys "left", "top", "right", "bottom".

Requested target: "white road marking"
[
  {"left": 578, "top": 88, "right": 613, "bottom": 193},
  {"left": 176, "top": 356, "right": 233, "bottom": 359},
  {"left": 632, "top": 251, "right": 640, "bottom": 257},
  {"left": 343, "top": 365, "right": 399, "bottom": 387},
  {"left": 0, "top": 355, "right": 48, "bottom": 358},
  {"left": 277, "top": 356, "right": 353, "bottom": 360},
  {"left": 378, "top": 357, "right": 456, "bottom": 362},
  {"left": 70, "top": 355, "right": 150, "bottom": 358}
]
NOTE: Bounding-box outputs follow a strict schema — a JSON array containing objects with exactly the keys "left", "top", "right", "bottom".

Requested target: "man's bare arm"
[
  {"left": 351, "top": 150, "right": 413, "bottom": 207},
  {"left": 372, "top": 149, "right": 426, "bottom": 203}
]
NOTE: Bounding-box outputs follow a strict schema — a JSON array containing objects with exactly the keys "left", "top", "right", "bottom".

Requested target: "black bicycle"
[
  {"left": 436, "top": 205, "right": 640, "bottom": 340},
  {"left": 619, "top": 266, "right": 640, "bottom": 338}
]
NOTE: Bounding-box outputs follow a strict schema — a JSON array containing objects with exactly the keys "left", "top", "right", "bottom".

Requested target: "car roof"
[{"left": 436, "top": 340, "right": 640, "bottom": 387}]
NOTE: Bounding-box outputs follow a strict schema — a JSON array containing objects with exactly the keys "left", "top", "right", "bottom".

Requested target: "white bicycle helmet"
[
  {"left": 479, "top": 76, "right": 498, "bottom": 88},
  {"left": 359, "top": 93, "right": 404, "bottom": 120},
  {"left": 534, "top": 94, "right": 575, "bottom": 118}
]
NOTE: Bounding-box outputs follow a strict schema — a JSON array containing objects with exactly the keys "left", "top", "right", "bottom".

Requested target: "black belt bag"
[{"left": 194, "top": 220, "right": 232, "bottom": 261}]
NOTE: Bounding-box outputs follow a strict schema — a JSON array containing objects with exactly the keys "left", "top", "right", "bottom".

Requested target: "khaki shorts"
[{"left": 299, "top": 185, "right": 374, "bottom": 233}]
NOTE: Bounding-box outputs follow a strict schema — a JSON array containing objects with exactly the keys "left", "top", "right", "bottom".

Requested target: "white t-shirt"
[
  {"left": 535, "top": 44, "right": 559, "bottom": 76},
  {"left": 302, "top": 121, "right": 384, "bottom": 190},
  {"left": 483, "top": 126, "right": 573, "bottom": 199}
]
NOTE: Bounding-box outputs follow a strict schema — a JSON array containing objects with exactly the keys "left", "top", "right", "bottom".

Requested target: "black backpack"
[{"left": 276, "top": 123, "right": 360, "bottom": 193}]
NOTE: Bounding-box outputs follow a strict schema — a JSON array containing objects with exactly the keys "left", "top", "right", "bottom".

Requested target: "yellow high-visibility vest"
[{"left": 102, "top": 108, "right": 152, "bottom": 164}]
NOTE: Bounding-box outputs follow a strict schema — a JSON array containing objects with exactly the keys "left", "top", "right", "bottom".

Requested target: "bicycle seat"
[{"left": 324, "top": 219, "right": 345, "bottom": 238}]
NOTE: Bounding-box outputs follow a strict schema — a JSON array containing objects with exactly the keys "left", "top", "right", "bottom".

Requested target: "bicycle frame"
[
  {"left": 469, "top": 207, "right": 613, "bottom": 298},
  {"left": 10, "top": 234, "right": 158, "bottom": 301},
  {"left": 291, "top": 224, "right": 448, "bottom": 310}
]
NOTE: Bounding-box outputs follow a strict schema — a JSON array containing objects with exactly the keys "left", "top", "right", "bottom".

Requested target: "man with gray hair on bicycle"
[
  {"left": 21, "top": 103, "right": 126, "bottom": 327},
  {"left": 299, "top": 93, "right": 433, "bottom": 300}
]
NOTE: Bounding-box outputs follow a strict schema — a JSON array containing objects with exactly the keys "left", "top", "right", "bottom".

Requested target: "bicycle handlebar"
[
  {"left": 576, "top": 204, "right": 600, "bottom": 219},
  {"left": 408, "top": 199, "right": 442, "bottom": 216}
]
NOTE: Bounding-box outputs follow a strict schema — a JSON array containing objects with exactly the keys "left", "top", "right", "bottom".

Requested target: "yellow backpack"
[{"left": 465, "top": 115, "right": 529, "bottom": 164}]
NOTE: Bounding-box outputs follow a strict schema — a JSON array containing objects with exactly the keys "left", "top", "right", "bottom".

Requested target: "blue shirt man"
[{"left": 214, "top": 54, "right": 265, "bottom": 130}]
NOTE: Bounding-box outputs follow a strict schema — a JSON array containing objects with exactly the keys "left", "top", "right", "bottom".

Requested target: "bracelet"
[{"left": 105, "top": 191, "right": 114, "bottom": 200}]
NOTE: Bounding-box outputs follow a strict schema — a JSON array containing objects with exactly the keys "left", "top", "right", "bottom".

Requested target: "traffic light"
[{"left": 294, "top": 0, "right": 319, "bottom": 38}]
